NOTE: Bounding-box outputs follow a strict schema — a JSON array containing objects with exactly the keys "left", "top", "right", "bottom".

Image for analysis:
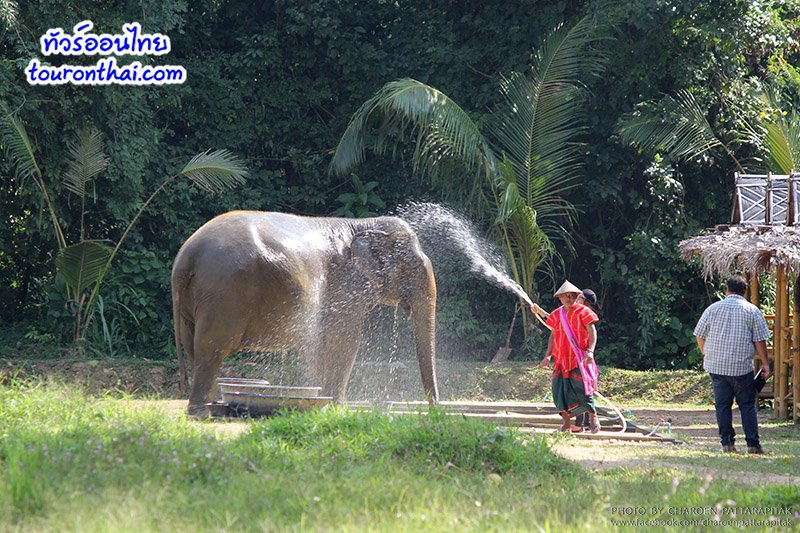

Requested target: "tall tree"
[{"left": 331, "top": 14, "right": 609, "bottom": 321}]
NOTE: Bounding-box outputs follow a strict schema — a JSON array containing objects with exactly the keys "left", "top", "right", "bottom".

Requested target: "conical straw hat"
[{"left": 554, "top": 280, "right": 581, "bottom": 297}]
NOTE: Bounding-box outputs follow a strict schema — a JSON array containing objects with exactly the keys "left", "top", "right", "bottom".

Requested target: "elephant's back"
[{"left": 172, "top": 211, "right": 335, "bottom": 310}]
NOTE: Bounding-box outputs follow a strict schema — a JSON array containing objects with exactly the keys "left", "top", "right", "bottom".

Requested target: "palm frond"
[
  {"left": 760, "top": 94, "right": 800, "bottom": 174},
  {"left": 510, "top": 204, "right": 554, "bottom": 286},
  {"left": 617, "top": 90, "right": 722, "bottom": 162},
  {"left": 330, "top": 78, "right": 495, "bottom": 182},
  {"left": 529, "top": 14, "right": 608, "bottom": 89},
  {"left": 0, "top": 105, "right": 41, "bottom": 180},
  {"left": 180, "top": 149, "right": 248, "bottom": 193},
  {"left": 55, "top": 240, "right": 113, "bottom": 295},
  {"left": 63, "top": 128, "right": 109, "bottom": 198},
  {"left": 494, "top": 156, "right": 524, "bottom": 223},
  {"left": 764, "top": 121, "right": 795, "bottom": 174},
  {"left": 0, "top": 0, "right": 17, "bottom": 29},
  {"left": 490, "top": 13, "right": 606, "bottom": 251},
  {"left": 1, "top": 104, "right": 66, "bottom": 249}
]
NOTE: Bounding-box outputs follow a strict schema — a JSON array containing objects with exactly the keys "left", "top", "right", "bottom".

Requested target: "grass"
[{"left": 1, "top": 380, "right": 798, "bottom": 531}]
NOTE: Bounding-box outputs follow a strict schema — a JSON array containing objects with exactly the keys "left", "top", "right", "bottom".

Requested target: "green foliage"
[
  {"left": 3, "top": 0, "right": 800, "bottom": 368},
  {"left": 593, "top": 159, "right": 705, "bottom": 369},
  {"left": 331, "top": 175, "right": 386, "bottom": 218},
  {"left": 55, "top": 241, "right": 113, "bottom": 296},
  {"left": 332, "top": 14, "right": 610, "bottom": 341},
  {"left": 1, "top": 107, "right": 247, "bottom": 350}
]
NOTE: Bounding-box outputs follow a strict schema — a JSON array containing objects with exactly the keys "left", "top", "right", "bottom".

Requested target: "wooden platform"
[{"left": 349, "top": 400, "right": 679, "bottom": 443}]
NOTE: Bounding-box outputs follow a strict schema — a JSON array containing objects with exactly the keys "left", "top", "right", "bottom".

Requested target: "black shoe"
[
  {"left": 722, "top": 444, "right": 737, "bottom": 453},
  {"left": 747, "top": 446, "right": 765, "bottom": 455}
]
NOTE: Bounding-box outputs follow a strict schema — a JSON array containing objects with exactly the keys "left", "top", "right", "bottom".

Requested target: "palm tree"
[
  {"left": 330, "top": 14, "right": 608, "bottom": 324},
  {"left": 617, "top": 89, "right": 747, "bottom": 172},
  {"left": 617, "top": 87, "right": 799, "bottom": 175},
  {"left": 1, "top": 105, "right": 248, "bottom": 345},
  {"left": 751, "top": 92, "right": 800, "bottom": 174}
]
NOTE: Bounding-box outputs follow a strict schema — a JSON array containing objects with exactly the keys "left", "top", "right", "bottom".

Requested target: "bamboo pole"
[
  {"left": 774, "top": 267, "right": 785, "bottom": 418},
  {"left": 773, "top": 270, "right": 780, "bottom": 417},
  {"left": 782, "top": 272, "right": 791, "bottom": 419},
  {"left": 749, "top": 272, "right": 760, "bottom": 307},
  {"left": 779, "top": 266, "right": 790, "bottom": 418},
  {"left": 793, "top": 275, "right": 800, "bottom": 424},
  {"left": 750, "top": 272, "right": 765, "bottom": 384}
]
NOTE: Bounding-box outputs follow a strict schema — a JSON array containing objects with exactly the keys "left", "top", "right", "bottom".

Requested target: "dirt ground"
[{"left": 549, "top": 407, "right": 800, "bottom": 486}]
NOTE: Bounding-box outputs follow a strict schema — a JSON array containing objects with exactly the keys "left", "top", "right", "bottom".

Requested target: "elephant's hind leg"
[{"left": 187, "top": 336, "right": 235, "bottom": 418}]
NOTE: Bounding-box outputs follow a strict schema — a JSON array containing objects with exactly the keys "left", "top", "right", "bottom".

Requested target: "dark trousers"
[{"left": 710, "top": 372, "right": 760, "bottom": 448}]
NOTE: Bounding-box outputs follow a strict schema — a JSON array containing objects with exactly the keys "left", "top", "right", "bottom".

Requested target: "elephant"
[{"left": 171, "top": 210, "right": 439, "bottom": 416}]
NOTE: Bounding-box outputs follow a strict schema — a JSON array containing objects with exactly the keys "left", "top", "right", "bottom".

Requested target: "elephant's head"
[{"left": 351, "top": 227, "right": 439, "bottom": 403}]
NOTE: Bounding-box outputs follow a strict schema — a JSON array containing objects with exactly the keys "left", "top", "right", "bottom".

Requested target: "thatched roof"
[{"left": 679, "top": 224, "right": 800, "bottom": 278}]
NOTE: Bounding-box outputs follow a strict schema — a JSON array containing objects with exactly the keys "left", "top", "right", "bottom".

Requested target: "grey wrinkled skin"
[{"left": 172, "top": 211, "right": 439, "bottom": 417}]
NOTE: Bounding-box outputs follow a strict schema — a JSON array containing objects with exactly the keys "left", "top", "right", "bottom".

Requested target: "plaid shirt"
[{"left": 693, "top": 294, "right": 770, "bottom": 376}]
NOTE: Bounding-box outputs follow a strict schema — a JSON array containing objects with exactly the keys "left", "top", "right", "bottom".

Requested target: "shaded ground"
[{"left": 0, "top": 357, "right": 714, "bottom": 405}]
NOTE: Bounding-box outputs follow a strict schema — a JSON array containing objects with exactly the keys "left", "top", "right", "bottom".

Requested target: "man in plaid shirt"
[{"left": 694, "top": 275, "right": 771, "bottom": 454}]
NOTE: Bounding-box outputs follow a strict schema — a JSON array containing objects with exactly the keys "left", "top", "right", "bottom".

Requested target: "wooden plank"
[
  {"left": 517, "top": 427, "right": 680, "bottom": 443},
  {"left": 383, "top": 401, "right": 659, "bottom": 431},
  {"left": 388, "top": 409, "right": 646, "bottom": 436},
  {"left": 439, "top": 411, "right": 623, "bottom": 429},
  {"left": 379, "top": 400, "right": 562, "bottom": 414},
  {"left": 379, "top": 402, "right": 670, "bottom": 436}
]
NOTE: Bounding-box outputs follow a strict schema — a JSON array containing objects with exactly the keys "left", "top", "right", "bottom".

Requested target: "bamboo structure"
[{"left": 679, "top": 225, "right": 799, "bottom": 422}]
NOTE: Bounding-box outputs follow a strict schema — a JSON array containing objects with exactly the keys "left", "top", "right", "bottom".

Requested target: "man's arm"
[
  {"left": 585, "top": 323, "right": 597, "bottom": 361},
  {"left": 693, "top": 307, "right": 710, "bottom": 356},
  {"left": 752, "top": 310, "right": 771, "bottom": 379},
  {"left": 540, "top": 332, "right": 554, "bottom": 369},
  {"left": 754, "top": 340, "right": 770, "bottom": 379},
  {"left": 696, "top": 336, "right": 705, "bottom": 355},
  {"left": 530, "top": 302, "right": 549, "bottom": 319}
]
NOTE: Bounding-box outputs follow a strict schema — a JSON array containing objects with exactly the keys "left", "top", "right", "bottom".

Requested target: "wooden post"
[
  {"left": 775, "top": 267, "right": 785, "bottom": 418},
  {"left": 793, "top": 274, "right": 800, "bottom": 424},
  {"left": 751, "top": 272, "right": 767, "bottom": 384},
  {"left": 778, "top": 266, "right": 790, "bottom": 419},
  {"left": 782, "top": 271, "right": 791, "bottom": 419},
  {"left": 749, "top": 272, "right": 760, "bottom": 307}
]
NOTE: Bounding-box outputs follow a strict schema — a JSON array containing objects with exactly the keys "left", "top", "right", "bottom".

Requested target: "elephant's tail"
[{"left": 173, "top": 287, "right": 188, "bottom": 395}]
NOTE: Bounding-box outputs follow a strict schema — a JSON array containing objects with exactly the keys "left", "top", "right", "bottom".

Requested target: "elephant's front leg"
[{"left": 308, "top": 313, "right": 365, "bottom": 404}]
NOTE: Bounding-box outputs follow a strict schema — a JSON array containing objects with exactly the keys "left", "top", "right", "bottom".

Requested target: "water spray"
[
  {"left": 397, "top": 202, "right": 631, "bottom": 434},
  {"left": 397, "top": 202, "right": 534, "bottom": 308}
]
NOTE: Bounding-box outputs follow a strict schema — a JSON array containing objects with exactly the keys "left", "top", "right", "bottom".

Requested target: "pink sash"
[{"left": 558, "top": 307, "right": 599, "bottom": 395}]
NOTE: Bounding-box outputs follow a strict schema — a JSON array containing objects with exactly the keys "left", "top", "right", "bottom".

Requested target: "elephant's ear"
[{"left": 351, "top": 230, "right": 391, "bottom": 287}]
